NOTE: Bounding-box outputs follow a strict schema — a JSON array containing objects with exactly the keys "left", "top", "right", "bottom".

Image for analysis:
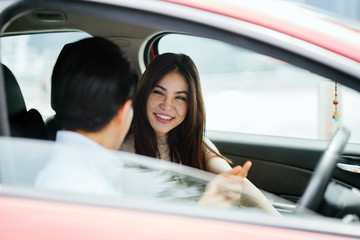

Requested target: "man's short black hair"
[{"left": 51, "top": 37, "right": 137, "bottom": 132}]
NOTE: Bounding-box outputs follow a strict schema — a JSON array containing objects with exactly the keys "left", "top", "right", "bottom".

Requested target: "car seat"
[
  {"left": 3, "top": 64, "right": 48, "bottom": 140},
  {"left": 45, "top": 114, "right": 57, "bottom": 140}
]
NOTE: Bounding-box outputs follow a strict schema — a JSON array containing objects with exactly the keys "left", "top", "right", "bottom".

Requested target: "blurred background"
[{"left": 296, "top": 0, "right": 360, "bottom": 21}]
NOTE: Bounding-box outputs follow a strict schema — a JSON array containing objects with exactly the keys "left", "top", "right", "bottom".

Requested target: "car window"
[
  {"left": 157, "top": 34, "right": 360, "bottom": 144},
  {"left": 0, "top": 137, "right": 302, "bottom": 216},
  {"left": 0, "top": 137, "right": 210, "bottom": 204},
  {"left": 1, "top": 32, "right": 91, "bottom": 119}
]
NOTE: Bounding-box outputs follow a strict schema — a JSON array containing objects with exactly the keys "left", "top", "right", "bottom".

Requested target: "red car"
[{"left": 1, "top": 0, "right": 360, "bottom": 239}]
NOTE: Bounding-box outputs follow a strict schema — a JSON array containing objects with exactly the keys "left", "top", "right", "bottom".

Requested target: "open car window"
[{"left": 157, "top": 34, "right": 360, "bottom": 144}]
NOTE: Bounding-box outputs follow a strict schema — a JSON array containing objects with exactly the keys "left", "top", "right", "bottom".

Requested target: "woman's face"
[{"left": 146, "top": 71, "right": 189, "bottom": 137}]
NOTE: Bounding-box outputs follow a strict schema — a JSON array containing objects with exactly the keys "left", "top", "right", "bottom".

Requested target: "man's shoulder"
[{"left": 34, "top": 155, "right": 119, "bottom": 195}]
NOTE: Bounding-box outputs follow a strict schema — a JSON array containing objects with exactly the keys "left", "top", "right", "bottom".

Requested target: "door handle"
[
  {"left": 337, "top": 155, "right": 360, "bottom": 174},
  {"left": 337, "top": 163, "right": 360, "bottom": 174}
]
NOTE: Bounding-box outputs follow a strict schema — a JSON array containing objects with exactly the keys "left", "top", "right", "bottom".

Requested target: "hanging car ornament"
[{"left": 332, "top": 82, "right": 340, "bottom": 122}]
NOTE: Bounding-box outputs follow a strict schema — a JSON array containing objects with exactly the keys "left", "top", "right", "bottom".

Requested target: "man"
[{"left": 35, "top": 37, "right": 137, "bottom": 194}]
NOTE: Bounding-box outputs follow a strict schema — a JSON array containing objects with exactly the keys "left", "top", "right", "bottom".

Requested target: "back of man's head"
[{"left": 51, "top": 37, "right": 137, "bottom": 132}]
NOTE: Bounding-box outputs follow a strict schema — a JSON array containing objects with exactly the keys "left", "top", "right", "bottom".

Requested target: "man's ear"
[{"left": 115, "top": 99, "right": 133, "bottom": 124}]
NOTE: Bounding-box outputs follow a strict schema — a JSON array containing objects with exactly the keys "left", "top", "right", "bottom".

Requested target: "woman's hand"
[{"left": 198, "top": 161, "right": 252, "bottom": 208}]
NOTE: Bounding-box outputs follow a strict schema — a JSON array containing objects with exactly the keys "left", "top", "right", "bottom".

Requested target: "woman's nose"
[{"left": 160, "top": 97, "right": 173, "bottom": 110}]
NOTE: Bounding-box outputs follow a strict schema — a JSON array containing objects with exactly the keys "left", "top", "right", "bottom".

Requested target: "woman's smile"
[{"left": 154, "top": 113, "right": 174, "bottom": 123}]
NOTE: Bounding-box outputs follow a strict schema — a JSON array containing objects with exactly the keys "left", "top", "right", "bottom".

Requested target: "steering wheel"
[{"left": 296, "top": 127, "right": 351, "bottom": 213}]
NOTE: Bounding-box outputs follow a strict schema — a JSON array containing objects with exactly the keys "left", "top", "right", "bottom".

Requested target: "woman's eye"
[
  {"left": 176, "top": 96, "right": 187, "bottom": 101},
  {"left": 152, "top": 90, "right": 164, "bottom": 95}
]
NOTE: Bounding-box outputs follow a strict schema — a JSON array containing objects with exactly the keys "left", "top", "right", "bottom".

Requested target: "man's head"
[{"left": 51, "top": 37, "right": 137, "bottom": 134}]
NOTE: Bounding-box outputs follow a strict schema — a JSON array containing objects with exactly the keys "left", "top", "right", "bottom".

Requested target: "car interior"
[
  {"left": 1, "top": 0, "right": 360, "bottom": 221},
  {"left": 3, "top": 63, "right": 48, "bottom": 139}
]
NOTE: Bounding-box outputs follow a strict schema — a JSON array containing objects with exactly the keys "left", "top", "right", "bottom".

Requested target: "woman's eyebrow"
[
  {"left": 155, "top": 85, "right": 188, "bottom": 95},
  {"left": 154, "top": 85, "right": 166, "bottom": 91},
  {"left": 177, "top": 90, "right": 188, "bottom": 95}
]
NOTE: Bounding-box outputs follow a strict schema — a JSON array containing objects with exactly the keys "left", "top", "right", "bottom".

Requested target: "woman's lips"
[{"left": 154, "top": 113, "right": 173, "bottom": 123}]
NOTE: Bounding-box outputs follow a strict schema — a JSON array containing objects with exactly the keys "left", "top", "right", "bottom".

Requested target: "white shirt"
[
  {"left": 35, "top": 131, "right": 123, "bottom": 195},
  {"left": 35, "top": 131, "right": 205, "bottom": 204}
]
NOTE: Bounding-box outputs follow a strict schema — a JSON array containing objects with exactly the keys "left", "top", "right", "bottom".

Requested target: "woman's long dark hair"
[{"left": 133, "top": 53, "right": 230, "bottom": 171}]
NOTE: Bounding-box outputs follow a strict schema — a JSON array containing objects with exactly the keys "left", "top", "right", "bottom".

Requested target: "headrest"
[{"left": 3, "top": 64, "right": 27, "bottom": 116}]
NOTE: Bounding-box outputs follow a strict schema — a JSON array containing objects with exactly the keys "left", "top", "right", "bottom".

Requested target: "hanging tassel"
[{"left": 332, "top": 83, "right": 340, "bottom": 122}]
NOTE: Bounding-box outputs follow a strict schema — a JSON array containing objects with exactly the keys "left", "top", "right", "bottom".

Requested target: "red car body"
[
  {"left": 0, "top": 196, "right": 356, "bottom": 240},
  {"left": 1, "top": 0, "right": 360, "bottom": 239}
]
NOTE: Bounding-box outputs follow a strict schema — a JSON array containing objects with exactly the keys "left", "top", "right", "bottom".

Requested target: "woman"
[
  {"left": 121, "top": 53, "right": 279, "bottom": 214},
  {"left": 121, "top": 53, "right": 232, "bottom": 174}
]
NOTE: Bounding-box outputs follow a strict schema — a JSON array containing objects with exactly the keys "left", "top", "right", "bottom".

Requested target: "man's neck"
[{"left": 73, "top": 125, "right": 120, "bottom": 150}]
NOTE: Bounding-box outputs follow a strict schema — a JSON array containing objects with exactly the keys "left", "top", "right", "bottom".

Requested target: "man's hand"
[{"left": 198, "top": 161, "right": 252, "bottom": 208}]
